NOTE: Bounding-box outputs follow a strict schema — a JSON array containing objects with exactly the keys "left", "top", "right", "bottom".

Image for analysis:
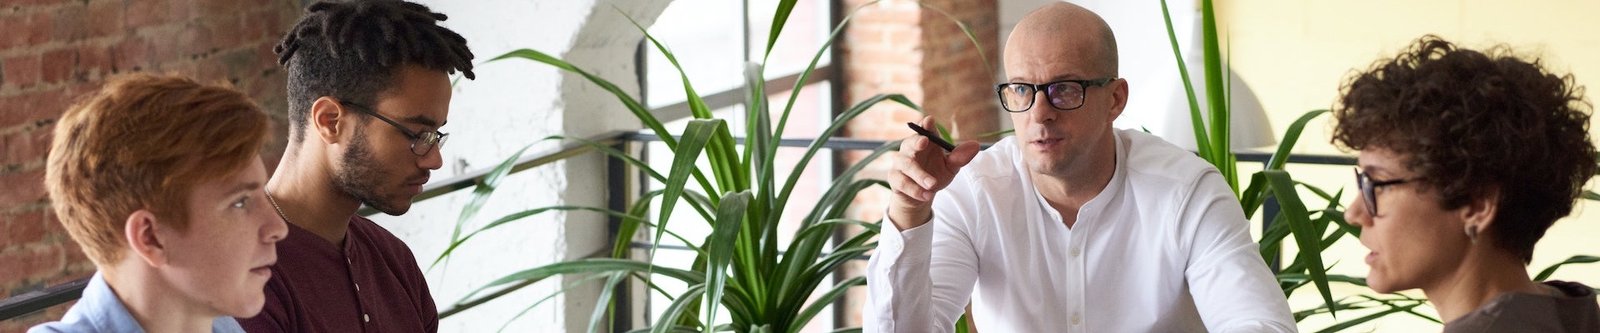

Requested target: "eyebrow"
[
  {"left": 1006, "top": 74, "right": 1088, "bottom": 83},
  {"left": 228, "top": 181, "right": 263, "bottom": 196},
  {"left": 399, "top": 115, "right": 444, "bottom": 128}
]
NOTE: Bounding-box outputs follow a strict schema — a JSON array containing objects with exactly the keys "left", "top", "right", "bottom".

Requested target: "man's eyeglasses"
[
  {"left": 1354, "top": 168, "right": 1415, "bottom": 217},
  {"left": 339, "top": 101, "right": 448, "bottom": 156},
  {"left": 995, "top": 77, "right": 1116, "bottom": 112}
]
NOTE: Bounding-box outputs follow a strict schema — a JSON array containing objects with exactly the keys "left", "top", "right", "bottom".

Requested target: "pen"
[{"left": 906, "top": 122, "right": 955, "bottom": 152}]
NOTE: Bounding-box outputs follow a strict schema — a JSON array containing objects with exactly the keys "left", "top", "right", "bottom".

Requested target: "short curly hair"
[{"left": 1332, "top": 35, "right": 1597, "bottom": 263}]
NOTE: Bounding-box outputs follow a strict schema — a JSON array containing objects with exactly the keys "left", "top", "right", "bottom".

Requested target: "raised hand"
[{"left": 886, "top": 116, "right": 981, "bottom": 231}]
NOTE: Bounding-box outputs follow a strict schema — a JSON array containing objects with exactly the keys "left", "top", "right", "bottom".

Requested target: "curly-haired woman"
[{"left": 1333, "top": 35, "right": 1600, "bottom": 332}]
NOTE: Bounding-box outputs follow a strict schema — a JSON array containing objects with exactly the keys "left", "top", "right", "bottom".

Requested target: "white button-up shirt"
[{"left": 866, "top": 129, "right": 1295, "bottom": 332}]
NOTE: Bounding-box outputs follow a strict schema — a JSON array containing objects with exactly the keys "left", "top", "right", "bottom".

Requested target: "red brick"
[
  {"left": 0, "top": 166, "right": 47, "bottom": 209},
  {"left": 48, "top": 265, "right": 93, "bottom": 286},
  {"left": 41, "top": 207, "right": 68, "bottom": 241},
  {"left": 40, "top": 48, "right": 76, "bottom": 84},
  {"left": 85, "top": 0, "right": 125, "bottom": 38},
  {"left": 198, "top": 0, "right": 244, "bottom": 18},
  {"left": 75, "top": 45, "right": 115, "bottom": 79},
  {"left": 26, "top": 11, "right": 53, "bottom": 43},
  {"left": 170, "top": 25, "right": 205, "bottom": 59},
  {"left": 28, "top": 89, "right": 71, "bottom": 119},
  {"left": 213, "top": 16, "right": 249, "bottom": 51},
  {"left": 61, "top": 243, "right": 91, "bottom": 269},
  {"left": 111, "top": 36, "right": 153, "bottom": 71},
  {"left": 50, "top": 3, "right": 89, "bottom": 41},
  {"left": 254, "top": 42, "right": 278, "bottom": 70},
  {"left": 0, "top": 122, "right": 53, "bottom": 166},
  {"left": 196, "top": 56, "right": 228, "bottom": 82},
  {"left": 3, "top": 54, "right": 42, "bottom": 89},
  {"left": 126, "top": 0, "right": 175, "bottom": 29},
  {"left": 0, "top": 12, "right": 51, "bottom": 51},
  {"left": 2, "top": 209, "right": 49, "bottom": 247},
  {"left": 0, "top": 243, "right": 64, "bottom": 281}
]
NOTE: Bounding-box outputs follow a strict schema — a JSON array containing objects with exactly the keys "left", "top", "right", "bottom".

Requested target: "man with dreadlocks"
[{"left": 239, "top": 0, "right": 473, "bottom": 332}]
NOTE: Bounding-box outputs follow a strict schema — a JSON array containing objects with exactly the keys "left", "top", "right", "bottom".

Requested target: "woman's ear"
[
  {"left": 309, "top": 96, "right": 346, "bottom": 144},
  {"left": 1459, "top": 187, "right": 1501, "bottom": 236},
  {"left": 124, "top": 209, "right": 168, "bottom": 267}
]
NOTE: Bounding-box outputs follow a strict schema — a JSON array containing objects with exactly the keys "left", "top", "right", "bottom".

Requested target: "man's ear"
[
  {"left": 309, "top": 96, "right": 347, "bottom": 144},
  {"left": 124, "top": 210, "right": 167, "bottom": 267},
  {"left": 1460, "top": 187, "right": 1501, "bottom": 236},
  {"left": 1107, "top": 78, "right": 1129, "bottom": 121}
]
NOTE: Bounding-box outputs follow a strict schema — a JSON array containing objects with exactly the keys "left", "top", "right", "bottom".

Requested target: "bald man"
[{"left": 865, "top": 3, "right": 1295, "bottom": 332}]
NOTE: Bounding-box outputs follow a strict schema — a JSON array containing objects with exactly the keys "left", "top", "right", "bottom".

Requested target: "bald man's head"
[{"left": 1005, "top": 2, "right": 1118, "bottom": 77}]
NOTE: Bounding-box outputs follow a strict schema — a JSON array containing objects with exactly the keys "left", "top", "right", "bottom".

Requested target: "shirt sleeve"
[
  {"left": 864, "top": 187, "right": 982, "bottom": 333},
  {"left": 1182, "top": 172, "right": 1298, "bottom": 333}
]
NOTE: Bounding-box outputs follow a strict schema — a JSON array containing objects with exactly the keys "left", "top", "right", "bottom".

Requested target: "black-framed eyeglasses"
[
  {"left": 1354, "top": 168, "right": 1415, "bottom": 217},
  {"left": 995, "top": 77, "right": 1116, "bottom": 112},
  {"left": 339, "top": 101, "right": 448, "bottom": 156}
]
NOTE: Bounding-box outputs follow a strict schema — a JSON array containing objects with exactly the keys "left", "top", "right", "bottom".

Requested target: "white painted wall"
[{"left": 369, "top": 1, "right": 668, "bottom": 332}]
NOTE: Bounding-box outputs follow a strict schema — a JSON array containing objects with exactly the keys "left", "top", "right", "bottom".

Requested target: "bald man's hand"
[{"left": 887, "top": 116, "right": 981, "bottom": 231}]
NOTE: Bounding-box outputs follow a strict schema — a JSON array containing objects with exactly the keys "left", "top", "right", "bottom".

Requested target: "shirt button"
[
  {"left": 1071, "top": 313, "right": 1081, "bottom": 325},
  {"left": 363, "top": 314, "right": 370, "bottom": 322},
  {"left": 355, "top": 283, "right": 360, "bottom": 292},
  {"left": 1070, "top": 248, "right": 1081, "bottom": 258}
]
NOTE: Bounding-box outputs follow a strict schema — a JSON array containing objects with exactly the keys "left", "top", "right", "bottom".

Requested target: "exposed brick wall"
[
  {"left": 835, "top": 0, "right": 999, "bottom": 328},
  {"left": 0, "top": 0, "right": 300, "bottom": 330}
]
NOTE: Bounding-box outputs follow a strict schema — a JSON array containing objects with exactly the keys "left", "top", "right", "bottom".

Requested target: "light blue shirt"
[{"left": 28, "top": 272, "right": 244, "bottom": 333}]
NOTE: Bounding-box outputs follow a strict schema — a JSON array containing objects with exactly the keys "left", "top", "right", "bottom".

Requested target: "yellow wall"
[{"left": 1220, "top": 0, "right": 1600, "bottom": 331}]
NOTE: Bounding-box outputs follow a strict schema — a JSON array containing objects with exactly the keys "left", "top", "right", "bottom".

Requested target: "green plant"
[
  {"left": 428, "top": 1, "right": 985, "bottom": 332},
  {"left": 1161, "top": 0, "right": 1598, "bottom": 331}
]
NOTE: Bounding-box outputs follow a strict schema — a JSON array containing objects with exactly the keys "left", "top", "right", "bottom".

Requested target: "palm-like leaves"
[{"left": 435, "top": 1, "right": 920, "bottom": 332}]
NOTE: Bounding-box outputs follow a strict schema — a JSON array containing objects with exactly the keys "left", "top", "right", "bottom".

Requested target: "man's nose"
[
  {"left": 1028, "top": 91, "right": 1056, "bottom": 123},
  {"left": 418, "top": 145, "right": 444, "bottom": 170}
]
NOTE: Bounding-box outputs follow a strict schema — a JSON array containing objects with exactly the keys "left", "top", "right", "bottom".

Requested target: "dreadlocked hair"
[{"left": 274, "top": 0, "right": 474, "bottom": 142}]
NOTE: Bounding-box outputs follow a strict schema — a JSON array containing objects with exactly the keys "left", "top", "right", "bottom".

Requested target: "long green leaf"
[
  {"left": 1263, "top": 170, "right": 1338, "bottom": 317},
  {"left": 493, "top": 271, "right": 618, "bottom": 332},
  {"left": 1199, "top": 0, "right": 1228, "bottom": 170},
  {"left": 626, "top": 11, "right": 746, "bottom": 197},
  {"left": 772, "top": 94, "right": 918, "bottom": 232},
  {"left": 487, "top": 49, "right": 676, "bottom": 148},
  {"left": 654, "top": 119, "right": 724, "bottom": 266},
  {"left": 433, "top": 205, "right": 704, "bottom": 269},
  {"left": 704, "top": 191, "right": 752, "bottom": 333},
  {"left": 654, "top": 284, "right": 708, "bottom": 333},
  {"left": 461, "top": 258, "right": 703, "bottom": 305},
  {"left": 451, "top": 143, "right": 533, "bottom": 249},
  {"left": 788, "top": 277, "right": 865, "bottom": 333},
  {"left": 743, "top": 62, "right": 778, "bottom": 315},
  {"left": 590, "top": 272, "right": 630, "bottom": 333},
  {"left": 1534, "top": 255, "right": 1600, "bottom": 281},
  {"left": 546, "top": 134, "right": 666, "bottom": 181},
  {"left": 1314, "top": 302, "right": 1423, "bottom": 333},
  {"left": 1265, "top": 110, "right": 1329, "bottom": 171},
  {"left": 435, "top": 143, "right": 533, "bottom": 273},
  {"left": 1158, "top": 0, "right": 1212, "bottom": 158},
  {"left": 762, "top": 0, "right": 800, "bottom": 61}
]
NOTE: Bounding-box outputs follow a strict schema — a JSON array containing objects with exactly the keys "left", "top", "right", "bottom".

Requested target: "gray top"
[{"left": 1444, "top": 280, "right": 1599, "bottom": 333}]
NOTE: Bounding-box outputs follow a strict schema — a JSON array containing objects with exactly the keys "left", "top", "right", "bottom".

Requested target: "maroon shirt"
[{"left": 239, "top": 216, "right": 438, "bottom": 332}]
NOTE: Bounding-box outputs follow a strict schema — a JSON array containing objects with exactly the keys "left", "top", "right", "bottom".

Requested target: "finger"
[
  {"left": 899, "top": 152, "right": 939, "bottom": 189},
  {"left": 946, "top": 141, "right": 982, "bottom": 169},
  {"left": 888, "top": 169, "right": 931, "bottom": 204}
]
